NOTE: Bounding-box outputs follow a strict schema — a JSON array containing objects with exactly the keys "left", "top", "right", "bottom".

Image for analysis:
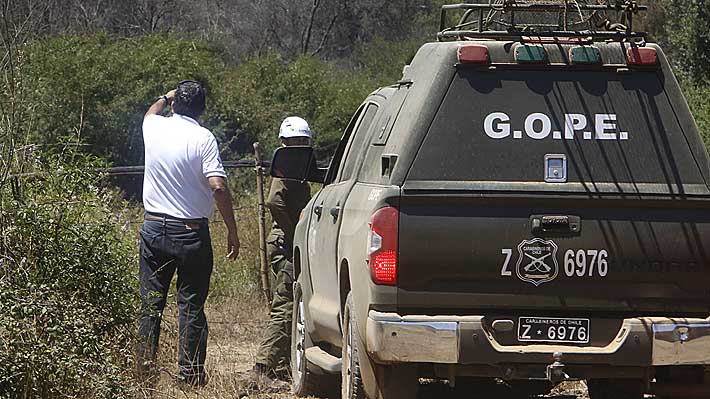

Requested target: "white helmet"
[{"left": 279, "top": 116, "right": 313, "bottom": 139}]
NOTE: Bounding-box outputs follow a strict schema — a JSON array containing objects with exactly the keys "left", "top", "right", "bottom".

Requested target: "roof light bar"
[
  {"left": 457, "top": 44, "right": 490, "bottom": 64},
  {"left": 570, "top": 46, "right": 602, "bottom": 65},
  {"left": 515, "top": 44, "right": 548, "bottom": 64},
  {"left": 627, "top": 47, "right": 658, "bottom": 65}
]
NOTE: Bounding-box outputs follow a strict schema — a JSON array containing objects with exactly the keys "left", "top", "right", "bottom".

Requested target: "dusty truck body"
[{"left": 271, "top": 3, "right": 710, "bottom": 398}]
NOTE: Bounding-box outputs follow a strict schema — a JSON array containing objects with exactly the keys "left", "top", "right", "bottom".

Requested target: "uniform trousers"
[{"left": 255, "top": 237, "right": 294, "bottom": 371}]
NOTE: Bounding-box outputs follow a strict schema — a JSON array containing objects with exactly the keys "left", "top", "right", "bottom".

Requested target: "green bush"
[
  {"left": 683, "top": 81, "right": 710, "bottom": 148},
  {"left": 21, "top": 34, "right": 382, "bottom": 166},
  {"left": 213, "top": 52, "right": 374, "bottom": 160},
  {"left": 22, "top": 34, "right": 228, "bottom": 166},
  {"left": 0, "top": 148, "right": 139, "bottom": 399},
  {"left": 660, "top": 0, "right": 710, "bottom": 82}
]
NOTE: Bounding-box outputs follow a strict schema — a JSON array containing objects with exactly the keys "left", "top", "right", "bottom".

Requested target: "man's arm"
[
  {"left": 209, "top": 176, "right": 240, "bottom": 260},
  {"left": 144, "top": 89, "right": 175, "bottom": 120}
]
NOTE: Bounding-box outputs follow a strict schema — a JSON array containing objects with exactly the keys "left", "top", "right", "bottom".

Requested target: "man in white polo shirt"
[{"left": 138, "top": 80, "right": 239, "bottom": 386}]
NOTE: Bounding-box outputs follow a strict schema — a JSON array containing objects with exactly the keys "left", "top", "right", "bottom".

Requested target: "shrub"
[
  {"left": 213, "top": 52, "right": 374, "bottom": 160},
  {"left": 0, "top": 148, "right": 139, "bottom": 399},
  {"left": 660, "top": 0, "right": 710, "bottom": 83},
  {"left": 20, "top": 34, "right": 380, "bottom": 167},
  {"left": 681, "top": 81, "right": 710, "bottom": 148},
  {"left": 21, "top": 34, "right": 228, "bottom": 167}
]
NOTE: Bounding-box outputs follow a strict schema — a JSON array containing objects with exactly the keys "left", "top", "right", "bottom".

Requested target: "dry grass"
[{"left": 137, "top": 293, "right": 296, "bottom": 399}]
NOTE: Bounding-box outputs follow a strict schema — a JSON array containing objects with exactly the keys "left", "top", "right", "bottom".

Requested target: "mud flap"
[{"left": 375, "top": 364, "right": 419, "bottom": 399}]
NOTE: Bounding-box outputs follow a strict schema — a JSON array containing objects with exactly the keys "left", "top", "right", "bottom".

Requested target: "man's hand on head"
[{"left": 144, "top": 89, "right": 177, "bottom": 119}]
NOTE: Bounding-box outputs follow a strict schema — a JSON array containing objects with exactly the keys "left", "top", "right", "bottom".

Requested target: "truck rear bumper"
[{"left": 366, "top": 311, "right": 710, "bottom": 367}]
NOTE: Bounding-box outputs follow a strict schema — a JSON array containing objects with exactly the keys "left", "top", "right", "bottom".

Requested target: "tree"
[{"left": 658, "top": 0, "right": 710, "bottom": 82}]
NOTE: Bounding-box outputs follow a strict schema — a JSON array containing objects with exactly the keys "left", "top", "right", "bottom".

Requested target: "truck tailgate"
[{"left": 397, "top": 194, "right": 710, "bottom": 316}]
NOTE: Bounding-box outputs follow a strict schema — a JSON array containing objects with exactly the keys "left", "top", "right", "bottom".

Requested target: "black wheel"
[
  {"left": 342, "top": 293, "right": 366, "bottom": 399},
  {"left": 291, "top": 282, "right": 339, "bottom": 397},
  {"left": 587, "top": 379, "right": 644, "bottom": 399}
]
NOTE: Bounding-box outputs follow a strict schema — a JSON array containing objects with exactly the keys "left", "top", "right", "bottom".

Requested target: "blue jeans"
[{"left": 137, "top": 218, "right": 213, "bottom": 383}]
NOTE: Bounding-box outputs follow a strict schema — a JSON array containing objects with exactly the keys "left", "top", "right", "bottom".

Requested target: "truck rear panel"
[{"left": 397, "top": 49, "right": 710, "bottom": 318}]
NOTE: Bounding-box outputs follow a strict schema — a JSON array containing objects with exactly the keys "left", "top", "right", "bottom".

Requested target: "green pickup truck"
[{"left": 271, "top": 3, "right": 710, "bottom": 398}]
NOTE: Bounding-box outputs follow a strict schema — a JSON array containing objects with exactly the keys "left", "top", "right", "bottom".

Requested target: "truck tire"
[
  {"left": 587, "top": 379, "right": 644, "bottom": 399},
  {"left": 342, "top": 293, "right": 366, "bottom": 399},
  {"left": 342, "top": 293, "right": 419, "bottom": 399},
  {"left": 291, "top": 283, "right": 339, "bottom": 397}
]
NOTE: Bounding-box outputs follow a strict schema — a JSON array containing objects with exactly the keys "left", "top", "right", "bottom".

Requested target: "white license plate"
[{"left": 518, "top": 317, "right": 590, "bottom": 344}]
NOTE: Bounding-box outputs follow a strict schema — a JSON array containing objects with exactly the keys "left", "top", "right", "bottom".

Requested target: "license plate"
[{"left": 518, "top": 317, "right": 590, "bottom": 344}]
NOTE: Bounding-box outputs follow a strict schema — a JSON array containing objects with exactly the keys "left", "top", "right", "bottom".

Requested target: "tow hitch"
[{"left": 546, "top": 352, "right": 570, "bottom": 383}]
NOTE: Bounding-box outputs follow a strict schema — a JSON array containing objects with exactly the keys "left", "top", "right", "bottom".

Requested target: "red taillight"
[
  {"left": 367, "top": 207, "right": 398, "bottom": 286},
  {"left": 627, "top": 47, "right": 658, "bottom": 65},
  {"left": 457, "top": 44, "right": 490, "bottom": 64}
]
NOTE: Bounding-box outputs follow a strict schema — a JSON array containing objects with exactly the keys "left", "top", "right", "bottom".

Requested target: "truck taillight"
[{"left": 367, "top": 207, "right": 398, "bottom": 286}]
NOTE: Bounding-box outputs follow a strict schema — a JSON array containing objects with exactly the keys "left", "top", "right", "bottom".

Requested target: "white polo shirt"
[{"left": 142, "top": 114, "right": 226, "bottom": 219}]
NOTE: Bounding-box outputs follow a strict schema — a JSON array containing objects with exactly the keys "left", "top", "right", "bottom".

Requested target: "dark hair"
[{"left": 173, "top": 80, "right": 206, "bottom": 119}]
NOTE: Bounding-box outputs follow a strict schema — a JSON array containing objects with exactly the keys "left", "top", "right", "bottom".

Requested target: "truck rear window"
[{"left": 407, "top": 69, "right": 709, "bottom": 195}]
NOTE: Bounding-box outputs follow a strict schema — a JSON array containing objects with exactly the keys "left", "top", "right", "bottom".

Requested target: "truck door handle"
[
  {"left": 531, "top": 215, "right": 581, "bottom": 234},
  {"left": 329, "top": 206, "right": 341, "bottom": 219},
  {"left": 314, "top": 204, "right": 323, "bottom": 219}
]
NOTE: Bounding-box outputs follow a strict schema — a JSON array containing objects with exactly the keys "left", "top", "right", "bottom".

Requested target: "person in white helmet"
[{"left": 250, "top": 117, "right": 313, "bottom": 389}]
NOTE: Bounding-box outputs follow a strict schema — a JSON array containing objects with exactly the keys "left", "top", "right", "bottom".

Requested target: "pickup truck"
[{"left": 270, "top": 3, "right": 710, "bottom": 399}]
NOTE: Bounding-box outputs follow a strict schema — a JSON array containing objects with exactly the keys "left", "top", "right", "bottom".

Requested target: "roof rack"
[{"left": 438, "top": 1, "right": 648, "bottom": 42}]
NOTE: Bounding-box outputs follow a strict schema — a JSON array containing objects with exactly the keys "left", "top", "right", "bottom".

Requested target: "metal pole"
[{"left": 253, "top": 142, "right": 272, "bottom": 303}]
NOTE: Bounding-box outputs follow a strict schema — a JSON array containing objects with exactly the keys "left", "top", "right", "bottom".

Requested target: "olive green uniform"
[{"left": 255, "top": 177, "right": 311, "bottom": 371}]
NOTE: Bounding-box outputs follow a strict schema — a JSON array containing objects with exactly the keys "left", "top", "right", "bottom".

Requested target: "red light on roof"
[
  {"left": 627, "top": 47, "right": 658, "bottom": 65},
  {"left": 458, "top": 44, "right": 490, "bottom": 64}
]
